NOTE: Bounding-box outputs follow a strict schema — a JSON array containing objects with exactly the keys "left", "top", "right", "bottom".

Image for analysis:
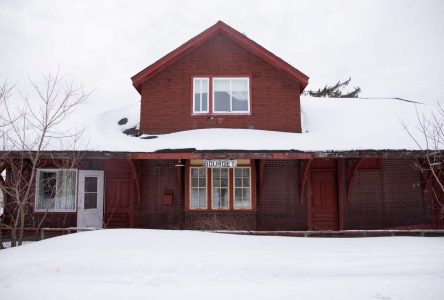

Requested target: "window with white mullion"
[
  {"left": 193, "top": 78, "right": 209, "bottom": 113},
  {"left": 234, "top": 167, "right": 251, "bottom": 209},
  {"left": 213, "top": 77, "right": 249, "bottom": 113},
  {"left": 190, "top": 167, "right": 207, "bottom": 209},
  {"left": 212, "top": 168, "right": 229, "bottom": 209}
]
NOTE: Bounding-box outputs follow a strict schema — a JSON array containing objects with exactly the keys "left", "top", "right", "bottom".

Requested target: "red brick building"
[{"left": 4, "top": 21, "right": 442, "bottom": 233}]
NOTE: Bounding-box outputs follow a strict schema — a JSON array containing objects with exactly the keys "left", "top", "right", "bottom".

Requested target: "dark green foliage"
[{"left": 307, "top": 77, "right": 361, "bottom": 98}]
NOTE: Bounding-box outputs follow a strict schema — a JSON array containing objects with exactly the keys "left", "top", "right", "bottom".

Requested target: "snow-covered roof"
[{"left": 62, "top": 96, "right": 435, "bottom": 154}]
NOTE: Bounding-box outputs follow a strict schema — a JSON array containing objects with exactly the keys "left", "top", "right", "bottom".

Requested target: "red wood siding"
[{"left": 139, "top": 33, "right": 301, "bottom": 134}]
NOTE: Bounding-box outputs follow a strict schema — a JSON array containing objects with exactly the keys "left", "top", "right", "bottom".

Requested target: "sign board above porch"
[{"left": 203, "top": 160, "right": 237, "bottom": 168}]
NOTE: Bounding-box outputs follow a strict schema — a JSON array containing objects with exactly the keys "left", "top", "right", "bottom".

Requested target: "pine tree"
[{"left": 307, "top": 77, "right": 361, "bottom": 98}]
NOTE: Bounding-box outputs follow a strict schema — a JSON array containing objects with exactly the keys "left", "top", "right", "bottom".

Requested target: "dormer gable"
[
  {"left": 133, "top": 21, "right": 309, "bottom": 134},
  {"left": 131, "top": 21, "right": 308, "bottom": 93}
]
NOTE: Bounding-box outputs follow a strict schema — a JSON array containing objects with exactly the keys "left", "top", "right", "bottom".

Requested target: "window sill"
[
  {"left": 185, "top": 209, "right": 257, "bottom": 212},
  {"left": 191, "top": 112, "right": 252, "bottom": 117},
  {"left": 34, "top": 210, "right": 77, "bottom": 213}
]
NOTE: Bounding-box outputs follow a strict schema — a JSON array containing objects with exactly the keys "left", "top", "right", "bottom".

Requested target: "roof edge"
[{"left": 131, "top": 21, "right": 309, "bottom": 94}]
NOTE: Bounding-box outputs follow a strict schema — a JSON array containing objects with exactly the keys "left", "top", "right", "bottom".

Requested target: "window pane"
[
  {"left": 57, "top": 170, "right": 76, "bottom": 210},
  {"left": 84, "top": 193, "right": 98, "bottom": 209},
  {"left": 194, "top": 94, "right": 200, "bottom": 111},
  {"left": 199, "top": 178, "right": 206, "bottom": 187},
  {"left": 199, "top": 189, "right": 207, "bottom": 208},
  {"left": 41, "top": 171, "right": 57, "bottom": 201},
  {"left": 202, "top": 79, "right": 208, "bottom": 111},
  {"left": 214, "top": 79, "right": 230, "bottom": 112},
  {"left": 85, "top": 177, "right": 98, "bottom": 193},
  {"left": 232, "top": 79, "right": 249, "bottom": 111},
  {"left": 194, "top": 79, "right": 201, "bottom": 112},
  {"left": 220, "top": 188, "right": 229, "bottom": 208},
  {"left": 243, "top": 178, "right": 250, "bottom": 187},
  {"left": 221, "top": 168, "right": 228, "bottom": 177},
  {"left": 191, "top": 189, "right": 198, "bottom": 208},
  {"left": 235, "top": 177, "right": 242, "bottom": 187},
  {"left": 191, "top": 177, "right": 198, "bottom": 187},
  {"left": 191, "top": 168, "right": 198, "bottom": 177}
]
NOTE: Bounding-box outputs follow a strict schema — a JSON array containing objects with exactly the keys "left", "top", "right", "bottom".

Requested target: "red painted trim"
[
  {"left": 229, "top": 168, "right": 234, "bottom": 210},
  {"left": 346, "top": 158, "right": 363, "bottom": 203},
  {"left": 126, "top": 152, "right": 314, "bottom": 160},
  {"left": 131, "top": 21, "right": 309, "bottom": 94},
  {"left": 338, "top": 159, "right": 344, "bottom": 230},
  {"left": 299, "top": 159, "right": 313, "bottom": 203},
  {"left": 128, "top": 159, "right": 141, "bottom": 204}
]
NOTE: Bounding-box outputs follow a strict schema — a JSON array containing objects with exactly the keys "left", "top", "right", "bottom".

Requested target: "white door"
[{"left": 77, "top": 170, "right": 104, "bottom": 229}]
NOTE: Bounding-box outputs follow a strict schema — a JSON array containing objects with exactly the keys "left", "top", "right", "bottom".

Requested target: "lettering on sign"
[{"left": 203, "top": 160, "right": 238, "bottom": 168}]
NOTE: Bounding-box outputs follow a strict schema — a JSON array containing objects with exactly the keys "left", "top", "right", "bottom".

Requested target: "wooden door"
[
  {"left": 104, "top": 173, "right": 134, "bottom": 228},
  {"left": 310, "top": 170, "right": 338, "bottom": 230}
]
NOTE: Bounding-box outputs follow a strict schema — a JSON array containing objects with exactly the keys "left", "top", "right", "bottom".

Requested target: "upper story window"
[
  {"left": 193, "top": 78, "right": 209, "bottom": 113},
  {"left": 213, "top": 78, "right": 250, "bottom": 113},
  {"left": 192, "top": 77, "right": 250, "bottom": 114}
]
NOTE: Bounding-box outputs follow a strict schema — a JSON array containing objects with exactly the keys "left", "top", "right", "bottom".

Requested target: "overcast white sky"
[{"left": 1, "top": 0, "right": 443, "bottom": 110}]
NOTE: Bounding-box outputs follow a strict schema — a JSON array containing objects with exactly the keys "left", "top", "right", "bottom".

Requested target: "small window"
[
  {"left": 213, "top": 78, "right": 250, "bottom": 113},
  {"left": 190, "top": 167, "right": 207, "bottom": 209},
  {"left": 193, "top": 78, "right": 209, "bottom": 113},
  {"left": 234, "top": 167, "right": 251, "bottom": 209},
  {"left": 35, "top": 169, "right": 77, "bottom": 211}
]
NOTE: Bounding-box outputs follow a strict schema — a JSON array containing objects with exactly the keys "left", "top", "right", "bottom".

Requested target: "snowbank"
[{"left": 0, "top": 229, "right": 443, "bottom": 300}]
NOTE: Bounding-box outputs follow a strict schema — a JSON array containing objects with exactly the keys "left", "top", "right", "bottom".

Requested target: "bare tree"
[
  {"left": 404, "top": 103, "right": 444, "bottom": 227},
  {"left": 0, "top": 72, "right": 88, "bottom": 247}
]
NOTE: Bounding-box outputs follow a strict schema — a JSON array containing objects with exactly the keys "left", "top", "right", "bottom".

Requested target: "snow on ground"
[
  {"left": 49, "top": 96, "right": 437, "bottom": 153},
  {"left": 0, "top": 229, "right": 443, "bottom": 300}
]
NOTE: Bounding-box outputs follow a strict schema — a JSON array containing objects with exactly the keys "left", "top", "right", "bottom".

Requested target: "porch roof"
[{"left": 14, "top": 96, "right": 439, "bottom": 156}]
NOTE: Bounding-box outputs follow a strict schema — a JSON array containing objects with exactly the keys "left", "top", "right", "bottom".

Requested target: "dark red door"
[{"left": 310, "top": 170, "right": 338, "bottom": 230}]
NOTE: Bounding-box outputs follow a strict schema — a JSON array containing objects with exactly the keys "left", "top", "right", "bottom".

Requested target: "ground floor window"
[
  {"left": 190, "top": 167, "right": 207, "bottom": 209},
  {"left": 188, "top": 161, "right": 253, "bottom": 210},
  {"left": 35, "top": 169, "right": 77, "bottom": 211}
]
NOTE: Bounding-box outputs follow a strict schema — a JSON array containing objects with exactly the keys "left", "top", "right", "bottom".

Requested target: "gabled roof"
[{"left": 131, "top": 21, "right": 309, "bottom": 93}]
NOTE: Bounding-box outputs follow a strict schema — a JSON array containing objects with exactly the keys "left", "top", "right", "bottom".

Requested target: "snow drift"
[{"left": 0, "top": 229, "right": 443, "bottom": 300}]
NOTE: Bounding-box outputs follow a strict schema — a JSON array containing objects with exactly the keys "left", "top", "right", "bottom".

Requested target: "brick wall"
[
  {"left": 139, "top": 33, "right": 301, "bottom": 134},
  {"left": 257, "top": 160, "right": 307, "bottom": 230},
  {"left": 345, "top": 159, "right": 430, "bottom": 229},
  {"left": 136, "top": 160, "right": 184, "bottom": 229}
]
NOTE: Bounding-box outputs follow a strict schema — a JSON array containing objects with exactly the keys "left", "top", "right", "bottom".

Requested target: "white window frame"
[
  {"left": 189, "top": 167, "right": 208, "bottom": 209},
  {"left": 212, "top": 77, "right": 250, "bottom": 114},
  {"left": 233, "top": 167, "right": 252, "bottom": 209},
  {"left": 193, "top": 78, "right": 209, "bottom": 114},
  {"left": 35, "top": 168, "right": 78, "bottom": 212}
]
